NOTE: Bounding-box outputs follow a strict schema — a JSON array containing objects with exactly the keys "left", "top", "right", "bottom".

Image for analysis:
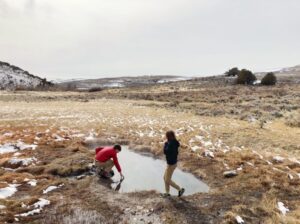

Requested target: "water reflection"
[{"left": 104, "top": 147, "right": 209, "bottom": 195}]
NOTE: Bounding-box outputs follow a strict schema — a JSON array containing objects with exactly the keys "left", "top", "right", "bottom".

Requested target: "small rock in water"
[{"left": 223, "top": 170, "right": 238, "bottom": 178}]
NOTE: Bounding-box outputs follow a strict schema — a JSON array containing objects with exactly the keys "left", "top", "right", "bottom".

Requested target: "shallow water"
[{"left": 108, "top": 147, "right": 209, "bottom": 195}]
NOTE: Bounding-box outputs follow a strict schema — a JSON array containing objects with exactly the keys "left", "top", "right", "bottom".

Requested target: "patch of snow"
[
  {"left": 288, "top": 174, "right": 294, "bottom": 180},
  {"left": 16, "top": 141, "right": 37, "bottom": 150},
  {"left": 253, "top": 80, "right": 261, "bottom": 85},
  {"left": 148, "top": 131, "right": 155, "bottom": 137},
  {"left": 157, "top": 77, "right": 192, "bottom": 84},
  {"left": 289, "top": 158, "right": 300, "bottom": 165},
  {"left": 278, "top": 202, "right": 289, "bottom": 215},
  {"left": 13, "top": 152, "right": 22, "bottom": 156},
  {"left": 16, "top": 198, "right": 50, "bottom": 217},
  {"left": 0, "top": 144, "right": 17, "bottom": 154},
  {"left": 0, "top": 184, "right": 19, "bottom": 199},
  {"left": 103, "top": 82, "right": 124, "bottom": 88},
  {"left": 3, "top": 132, "right": 13, "bottom": 137},
  {"left": 246, "top": 162, "right": 254, "bottom": 167},
  {"left": 28, "top": 180, "right": 37, "bottom": 187},
  {"left": 252, "top": 150, "right": 263, "bottom": 159},
  {"left": 71, "top": 133, "right": 85, "bottom": 138},
  {"left": 265, "top": 160, "right": 273, "bottom": 165},
  {"left": 8, "top": 157, "right": 37, "bottom": 166},
  {"left": 191, "top": 146, "right": 201, "bottom": 152},
  {"left": 195, "top": 135, "right": 203, "bottom": 141},
  {"left": 203, "top": 150, "right": 214, "bottom": 158},
  {"left": 203, "top": 140, "right": 213, "bottom": 147},
  {"left": 0, "top": 204, "right": 6, "bottom": 209},
  {"left": 235, "top": 215, "right": 244, "bottom": 223},
  {"left": 21, "top": 202, "right": 29, "bottom": 208},
  {"left": 52, "top": 134, "right": 65, "bottom": 142},
  {"left": 237, "top": 166, "right": 243, "bottom": 171},
  {"left": 43, "top": 184, "right": 64, "bottom": 194},
  {"left": 273, "top": 156, "right": 284, "bottom": 163},
  {"left": 85, "top": 132, "right": 96, "bottom": 141}
]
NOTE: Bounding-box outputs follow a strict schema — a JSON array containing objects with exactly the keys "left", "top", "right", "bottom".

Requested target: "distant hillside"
[
  {"left": 0, "top": 61, "right": 52, "bottom": 90},
  {"left": 56, "top": 76, "right": 192, "bottom": 90},
  {"left": 256, "top": 64, "right": 300, "bottom": 84}
]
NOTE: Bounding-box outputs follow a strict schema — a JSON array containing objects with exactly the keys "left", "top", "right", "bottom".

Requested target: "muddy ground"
[{"left": 0, "top": 79, "right": 299, "bottom": 224}]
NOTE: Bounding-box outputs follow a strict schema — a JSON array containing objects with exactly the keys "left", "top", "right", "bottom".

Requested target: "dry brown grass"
[
  {"left": 0, "top": 90, "right": 299, "bottom": 223},
  {"left": 45, "top": 152, "right": 92, "bottom": 176},
  {"left": 285, "top": 110, "right": 300, "bottom": 127}
]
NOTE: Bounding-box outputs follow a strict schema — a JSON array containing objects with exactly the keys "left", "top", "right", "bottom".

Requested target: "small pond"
[{"left": 107, "top": 147, "right": 209, "bottom": 195}]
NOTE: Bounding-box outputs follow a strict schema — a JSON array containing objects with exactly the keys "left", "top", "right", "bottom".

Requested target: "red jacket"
[{"left": 95, "top": 146, "right": 121, "bottom": 172}]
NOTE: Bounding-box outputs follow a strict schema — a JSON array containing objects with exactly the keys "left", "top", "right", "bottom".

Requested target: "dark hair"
[
  {"left": 114, "top": 144, "right": 121, "bottom": 151},
  {"left": 166, "top": 131, "right": 176, "bottom": 141}
]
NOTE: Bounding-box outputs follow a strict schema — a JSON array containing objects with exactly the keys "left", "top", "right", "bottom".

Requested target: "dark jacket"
[{"left": 164, "top": 139, "right": 180, "bottom": 165}]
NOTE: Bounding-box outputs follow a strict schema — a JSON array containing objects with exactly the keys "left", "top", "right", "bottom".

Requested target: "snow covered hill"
[{"left": 0, "top": 61, "right": 52, "bottom": 90}]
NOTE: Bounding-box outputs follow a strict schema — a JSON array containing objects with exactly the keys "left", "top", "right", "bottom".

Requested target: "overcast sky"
[{"left": 0, "top": 0, "right": 300, "bottom": 80}]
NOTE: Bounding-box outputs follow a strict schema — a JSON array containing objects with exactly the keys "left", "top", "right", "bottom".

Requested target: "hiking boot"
[
  {"left": 178, "top": 188, "right": 185, "bottom": 197},
  {"left": 161, "top": 193, "right": 171, "bottom": 198}
]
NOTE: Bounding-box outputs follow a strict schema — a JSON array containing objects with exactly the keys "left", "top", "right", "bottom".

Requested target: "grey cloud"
[{"left": 0, "top": 0, "right": 300, "bottom": 79}]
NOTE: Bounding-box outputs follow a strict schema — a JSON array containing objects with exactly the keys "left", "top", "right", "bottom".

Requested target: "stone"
[{"left": 223, "top": 170, "right": 238, "bottom": 178}]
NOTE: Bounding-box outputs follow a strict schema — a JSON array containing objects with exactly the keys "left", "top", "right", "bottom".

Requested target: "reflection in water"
[{"left": 107, "top": 147, "right": 209, "bottom": 195}]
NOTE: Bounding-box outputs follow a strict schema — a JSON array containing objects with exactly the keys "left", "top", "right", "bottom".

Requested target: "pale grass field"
[{"left": 0, "top": 92, "right": 299, "bottom": 223}]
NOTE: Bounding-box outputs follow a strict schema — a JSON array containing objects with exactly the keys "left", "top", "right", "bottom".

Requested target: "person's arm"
[
  {"left": 163, "top": 142, "right": 168, "bottom": 155},
  {"left": 112, "top": 154, "right": 122, "bottom": 173}
]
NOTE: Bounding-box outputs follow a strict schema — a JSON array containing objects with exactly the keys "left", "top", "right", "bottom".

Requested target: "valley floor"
[{"left": 0, "top": 90, "right": 299, "bottom": 223}]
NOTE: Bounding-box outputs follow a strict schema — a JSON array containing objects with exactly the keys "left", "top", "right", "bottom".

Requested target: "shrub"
[
  {"left": 261, "top": 72, "right": 277, "bottom": 85},
  {"left": 88, "top": 87, "right": 103, "bottom": 92},
  {"left": 285, "top": 111, "right": 300, "bottom": 128},
  {"left": 236, "top": 69, "right": 257, "bottom": 85},
  {"left": 225, "top": 67, "right": 240, "bottom": 77}
]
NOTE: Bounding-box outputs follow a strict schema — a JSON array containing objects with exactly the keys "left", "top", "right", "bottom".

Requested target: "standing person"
[
  {"left": 95, "top": 145, "right": 124, "bottom": 180},
  {"left": 163, "top": 131, "right": 185, "bottom": 197}
]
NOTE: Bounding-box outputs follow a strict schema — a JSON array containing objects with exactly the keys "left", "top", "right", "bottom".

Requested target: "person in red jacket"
[{"left": 95, "top": 145, "right": 124, "bottom": 179}]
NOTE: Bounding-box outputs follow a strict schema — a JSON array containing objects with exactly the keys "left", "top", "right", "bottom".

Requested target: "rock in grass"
[{"left": 223, "top": 170, "right": 238, "bottom": 178}]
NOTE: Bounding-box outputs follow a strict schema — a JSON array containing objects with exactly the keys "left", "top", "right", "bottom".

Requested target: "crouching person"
[{"left": 95, "top": 145, "right": 124, "bottom": 179}]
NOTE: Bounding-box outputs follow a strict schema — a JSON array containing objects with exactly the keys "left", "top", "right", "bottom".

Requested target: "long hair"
[{"left": 166, "top": 130, "right": 176, "bottom": 142}]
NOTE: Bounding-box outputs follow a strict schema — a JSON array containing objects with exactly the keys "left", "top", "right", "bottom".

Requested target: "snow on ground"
[
  {"left": 0, "top": 204, "right": 6, "bottom": 209},
  {"left": 9, "top": 157, "right": 37, "bottom": 166},
  {"left": 0, "top": 144, "right": 17, "bottom": 154},
  {"left": 11, "top": 141, "right": 37, "bottom": 151},
  {"left": 273, "top": 156, "right": 285, "bottom": 163},
  {"left": 24, "top": 178, "right": 37, "bottom": 187},
  {"left": 43, "top": 184, "right": 64, "bottom": 194},
  {"left": 0, "top": 184, "right": 19, "bottom": 199},
  {"left": 203, "top": 150, "right": 214, "bottom": 158},
  {"left": 3, "top": 132, "right": 13, "bottom": 137},
  {"left": 235, "top": 215, "right": 245, "bottom": 224},
  {"left": 277, "top": 202, "right": 289, "bottom": 215},
  {"left": 84, "top": 131, "right": 97, "bottom": 141},
  {"left": 16, "top": 198, "right": 50, "bottom": 217}
]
